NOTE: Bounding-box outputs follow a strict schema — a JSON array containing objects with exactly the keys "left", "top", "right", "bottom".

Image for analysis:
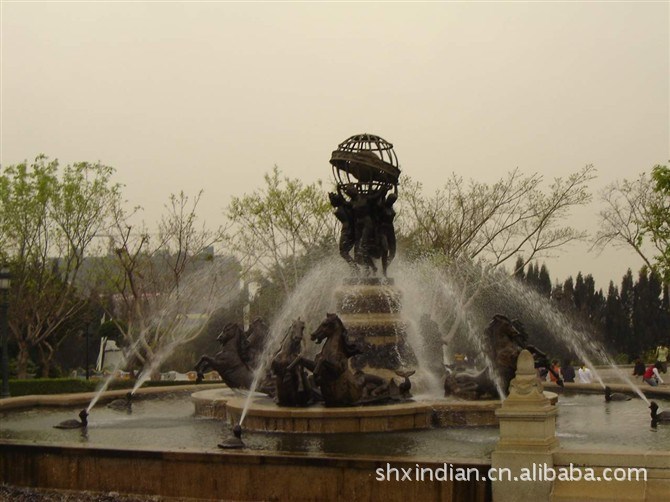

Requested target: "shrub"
[
  {"left": 613, "top": 353, "right": 630, "bottom": 365},
  {"left": 6, "top": 378, "right": 218, "bottom": 397}
]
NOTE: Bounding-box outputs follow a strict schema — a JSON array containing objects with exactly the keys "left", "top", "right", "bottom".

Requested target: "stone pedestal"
[
  {"left": 491, "top": 350, "right": 559, "bottom": 502},
  {"left": 334, "top": 277, "right": 415, "bottom": 374}
]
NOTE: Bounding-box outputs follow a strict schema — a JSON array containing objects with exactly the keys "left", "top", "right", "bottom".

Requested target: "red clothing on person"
[{"left": 643, "top": 365, "right": 656, "bottom": 379}]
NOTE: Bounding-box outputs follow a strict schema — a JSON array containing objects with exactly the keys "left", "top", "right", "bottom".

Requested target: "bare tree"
[
  {"left": 398, "top": 165, "right": 596, "bottom": 271},
  {"left": 99, "top": 190, "right": 234, "bottom": 376},
  {"left": 396, "top": 166, "right": 596, "bottom": 356},
  {"left": 156, "top": 190, "right": 226, "bottom": 289},
  {"left": 593, "top": 173, "right": 656, "bottom": 269}
]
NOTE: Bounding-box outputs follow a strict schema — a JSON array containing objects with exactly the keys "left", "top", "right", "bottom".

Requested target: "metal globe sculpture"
[
  {"left": 327, "top": 133, "right": 399, "bottom": 277},
  {"left": 329, "top": 133, "right": 400, "bottom": 194}
]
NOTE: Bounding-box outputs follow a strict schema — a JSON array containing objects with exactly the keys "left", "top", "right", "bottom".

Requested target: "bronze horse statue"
[
  {"left": 444, "top": 314, "right": 562, "bottom": 399},
  {"left": 270, "top": 319, "right": 313, "bottom": 407},
  {"left": 443, "top": 368, "right": 499, "bottom": 400},
  {"left": 194, "top": 322, "right": 273, "bottom": 394},
  {"left": 240, "top": 317, "right": 270, "bottom": 369},
  {"left": 294, "top": 313, "right": 412, "bottom": 406}
]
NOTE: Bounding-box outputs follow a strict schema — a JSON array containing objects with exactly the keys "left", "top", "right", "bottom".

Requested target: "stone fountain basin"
[
  {"left": 0, "top": 388, "right": 668, "bottom": 454},
  {"left": 191, "top": 388, "right": 558, "bottom": 433}
]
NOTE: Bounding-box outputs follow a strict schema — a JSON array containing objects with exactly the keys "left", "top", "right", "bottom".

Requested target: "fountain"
[
  {"left": 2, "top": 135, "right": 670, "bottom": 501},
  {"left": 192, "top": 134, "right": 515, "bottom": 433}
]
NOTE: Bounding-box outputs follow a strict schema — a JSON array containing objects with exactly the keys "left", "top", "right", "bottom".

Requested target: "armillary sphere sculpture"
[{"left": 328, "top": 133, "right": 400, "bottom": 276}]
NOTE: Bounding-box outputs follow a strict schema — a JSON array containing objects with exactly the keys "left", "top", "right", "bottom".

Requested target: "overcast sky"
[{"left": 2, "top": 1, "right": 668, "bottom": 289}]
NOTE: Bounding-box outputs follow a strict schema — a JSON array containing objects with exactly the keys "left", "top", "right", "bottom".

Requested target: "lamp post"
[{"left": 0, "top": 266, "right": 11, "bottom": 398}]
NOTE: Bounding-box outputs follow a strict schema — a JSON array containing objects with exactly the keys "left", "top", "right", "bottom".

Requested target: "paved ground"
[
  {"left": 0, "top": 485, "right": 205, "bottom": 501},
  {"left": 0, "top": 485, "right": 159, "bottom": 501}
]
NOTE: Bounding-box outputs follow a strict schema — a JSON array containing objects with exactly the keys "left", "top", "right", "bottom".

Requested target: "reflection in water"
[
  {"left": 556, "top": 393, "right": 670, "bottom": 451},
  {"left": 1, "top": 393, "right": 669, "bottom": 457}
]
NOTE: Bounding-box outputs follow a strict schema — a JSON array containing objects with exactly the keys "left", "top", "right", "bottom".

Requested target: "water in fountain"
[
  {"left": 86, "top": 335, "right": 146, "bottom": 412},
  {"left": 86, "top": 260, "right": 241, "bottom": 411},
  {"left": 494, "top": 270, "right": 649, "bottom": 404},
  {"left": 395, "top": 257, "right": 505, "bottom": 398},
  {"left": 391, "top": 254, "right": 648, "bottom": 403},
  {"left": 239, "top": 257, "right": 348, "bottom": 424},
  {"left": 130, "top": 262, "right": 240, "bottom": 393},
  {"left": 240, "top": 247, "right": 650, "bottom": 419}
]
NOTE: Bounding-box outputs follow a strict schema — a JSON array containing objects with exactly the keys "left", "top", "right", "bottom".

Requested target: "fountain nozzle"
[{"left": 218, "top": 423, "right": 245, "bottom": 449}]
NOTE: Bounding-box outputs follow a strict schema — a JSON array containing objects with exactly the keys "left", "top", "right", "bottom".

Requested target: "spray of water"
[
  {"left": 236, "top": 250, "right": 644, "bottom": 421},
  {"left": 498, "top": 272, "right": 649, "bottom": 404},
  {"left": 395, "top": 257, "right": 505, "bottom": 398},
  {"left": 87, "top": 259, "right": 240, "bottom": 411},
  {"left": 239, "top": 258, "right": 347, "bottom": 424},
  {"left": 86, "top": 335, "right": 147, "bottom": 412}
]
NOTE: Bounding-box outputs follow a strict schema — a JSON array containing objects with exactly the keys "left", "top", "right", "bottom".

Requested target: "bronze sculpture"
[
  {"left": 291, "top": 313, "right": 413, "bottom": 406},
  {"left": 270, "top": 319, "right": 313, "bottom": 407},
  {"left": 194, "top": 321, "right": 273, "bottom": 394},
  {"left": 329, "top": 134, "right": 400, "bottom": 276},
  {"left": 444, "top": 314, "right": 563, "bottom": 399}
]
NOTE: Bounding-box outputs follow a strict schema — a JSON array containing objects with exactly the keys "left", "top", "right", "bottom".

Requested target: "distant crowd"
[{"left": 541, "top": 343, "right": 668, "bottom": 387}]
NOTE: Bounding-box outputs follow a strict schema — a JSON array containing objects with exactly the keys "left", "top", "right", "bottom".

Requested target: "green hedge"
[{"left": 6, "top": 378, "right": 219, "bottom": 397}]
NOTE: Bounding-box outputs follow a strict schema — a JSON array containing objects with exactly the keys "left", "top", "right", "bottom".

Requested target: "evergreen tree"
[
  {"left": 604, "top": 281, "right": 625, "bottom": 353},
  {"left": 619, "top": 269, "right": 635, "bottom": 356},
  {"left": 538, "top": 264, "right": 552, "bottom": 298},
  {"left": 525, "top": 262, "right": 541, "bottom": 292},
  {"left": 632, "top": 267, "right": 652, "bottom": 357},
  {"left": 561, "top": 276, "right": 575, "bottom": 311},
  {"left": 513, "top": 256, "right": 525, "bottom": 282},
  {"left": 574, "top": 272, "right": 586, "bottom": 311}
]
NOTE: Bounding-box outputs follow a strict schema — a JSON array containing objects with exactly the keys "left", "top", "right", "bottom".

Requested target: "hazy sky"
[{"left": 2, "top": 1, "right": 668, "bottom": 289}]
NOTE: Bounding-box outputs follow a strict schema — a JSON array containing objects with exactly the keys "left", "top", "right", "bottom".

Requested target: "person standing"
[
  {"left": 577, "top": 363, "right": 593, "bottom": 384},
  {"left": 561, "top": 360, "right": 575, "bottom": 383},
  {"left": 655, "top": 343, "right": 669, "bottom": 373}
]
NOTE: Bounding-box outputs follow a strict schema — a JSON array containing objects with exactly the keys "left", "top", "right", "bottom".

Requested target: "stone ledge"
[
  {"left": 0, "top": 384, "right": 227, "bottom": 411},
  {"left": 193, "top": 390, "right": 504, "bottom": 431}
]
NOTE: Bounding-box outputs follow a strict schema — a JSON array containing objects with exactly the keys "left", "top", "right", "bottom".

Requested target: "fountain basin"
[
  {"left": 192, "top": 388, "right": 558, "bottom": 432},
  {"left": 1, "top": 387, "right": 669, "bottom": 501}
]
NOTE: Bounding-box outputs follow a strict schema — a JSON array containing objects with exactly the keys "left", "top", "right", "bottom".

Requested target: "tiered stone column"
[
  {"left": 491, "top": 349, "right": 559, "bottom": 501},
  {"left": 334, "top": 277, "right": 414, "bottom": 375}
]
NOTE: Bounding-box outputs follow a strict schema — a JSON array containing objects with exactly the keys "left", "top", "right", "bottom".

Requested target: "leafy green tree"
[
  {"left": 96, "top": 190, "right": 234, "bottom": 376},
  {"left": 594, "top": 165, "right": 670, "bottom": 295},
  {"left": 224, "top": 165, "right": 337, "bottom": 295},
  {"left": 647, "top": 268, "right": 665, "bottom": 345},
  {"left": 646, "top": 164, "right": 670, "bottom": 281},
  {"left": 0, "top": 156, "right": 122, "bottom": 377}
]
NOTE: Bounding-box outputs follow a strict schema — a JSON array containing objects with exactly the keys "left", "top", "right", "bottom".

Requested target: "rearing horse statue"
[
  {"left": 241, "top": 317, "right": 270, "bottom": 369},
  {"left": 444, "top": 314, "right": 563, "bottom": 399},
  {"left": 193, "top": 322, "right": 273, "bottom": 395},
  {"left": 194, "top": 323, "right": 254, "bottom": 389},
  {"left": 294, "top": 313, "right": 413, "bottom": 406},
  {"left": 270, "top": 319, "right": 313, "bottom": 407}
]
